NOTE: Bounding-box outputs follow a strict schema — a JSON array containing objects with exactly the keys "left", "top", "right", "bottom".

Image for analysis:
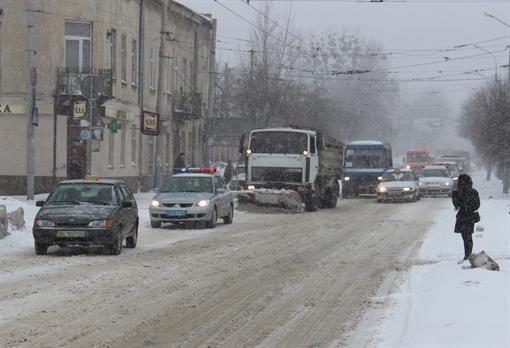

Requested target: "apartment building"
[{"left": 0, "top": 0, "right": 215, "bottom": 194}]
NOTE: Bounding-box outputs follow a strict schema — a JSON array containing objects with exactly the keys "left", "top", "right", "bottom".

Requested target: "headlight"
[
  {"left": 247, "top": 185, "right": 256, "bottom": 190},
  {"left": 343, "top": 177, "right": 350, "bottom": 182},
  {"left": 444, "top": 182, "right": 450, "bottom": 186},
  {"left": 151, "top": 200, "right": 160, "bottom": 208},
  {"left": 403, "top": 187, "right": 412, "bottom": 192},
  {"left": 88, "top": 219, "right": 113, "bottom": 228},
  {"left": 303, "top": 150, "right": 309, "bottom": 156},
  {"left": 197, "top": 200, "right": 209, "bottom": 208},
  {"left": 418, "top": 182, "right": 423, "bottom": 186},
  {"left": 246, "top": 149, "right": 252, "bottom": 155},
  {"left": 406, "top": 165, "right": 411, "bottom": 170},
  {"left": 378, "top": 186, "right": 387, "bottom": 193},
  {"left": 378, "top": 176, "right": 383, "bottom": 181},
  {"left": 34, "top": 219, "right": 55, "bottom": 227}
]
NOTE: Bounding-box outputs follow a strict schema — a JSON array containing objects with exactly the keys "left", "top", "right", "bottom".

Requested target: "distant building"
[{"left": 0, "top": 0, "right": 215, "bottom": 194}]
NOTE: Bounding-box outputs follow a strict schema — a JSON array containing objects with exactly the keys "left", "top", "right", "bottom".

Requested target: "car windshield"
[
  {"left": 344, "top": 149, "right": 384, "bottom": 169},
  {"left": 382, "top": 172, "right": 414, "bottom": 182},
  {"left": 161, "top": 176, "right": 213, "bottom": 193},
  {"left": 250, "top": 131, "right": 308, "bottom": 154},
  {"left": 46, "top": 183, "right": 117, "bottom": 205},
  {"left": 421, "top": 169, "right": 449, "bottom": 178},
  {"left": 407, "top": 153, "right": 428, "bottom": 162}
]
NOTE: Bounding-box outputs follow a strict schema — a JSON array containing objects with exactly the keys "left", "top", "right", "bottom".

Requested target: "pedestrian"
[
  {"left": 224, "top": 160, "right": 233, "bottom": 183},
  {"left": 452, "top": 174, "right": 480, "bottom": 262},
  {"left": 174, "top": 152, "right": 186, "bottom": 169}
]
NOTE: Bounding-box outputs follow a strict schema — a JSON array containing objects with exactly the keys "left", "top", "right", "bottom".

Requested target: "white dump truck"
[{"left": 239, "top": 126, "right": 343, "bottom": 212}]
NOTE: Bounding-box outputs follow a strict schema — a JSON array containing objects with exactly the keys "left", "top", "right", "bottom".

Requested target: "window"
[
  {"left": 130, "top": 124, "right": 137, "bottom": 165},
  {"left": 121, "top": 33, "right": 127, "bottom": 82},
  {"left": 110, "top": 29, "right": 116, "bottom": 79},
  {"left": 120, "top": 121, "right": 127, "bottom": 167},
  {"left": 131, "top": 39, "right": 137, "bottom": 85},
  {"left": 310, "top": 135, "right": 316, "bottom": 154},
  {"left": 65, "top": 21, "right": 91, "bottom": 73},
  {"left": 149, "top": 47, "right": 155, "bottom": 89},
  {"left": 182, "top": 58, "right": 187, "bottom": 90},
  {"left": 108, "top": 128, "right": 115, "bottom": 168}
]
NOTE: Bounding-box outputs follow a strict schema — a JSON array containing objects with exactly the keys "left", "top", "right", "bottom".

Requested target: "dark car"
[{"left": 33, "top": 178, "right": 139, "bottom": 255}]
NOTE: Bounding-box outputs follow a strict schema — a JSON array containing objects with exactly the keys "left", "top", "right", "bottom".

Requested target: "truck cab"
[
  {"left": 243, "top": 127, "right": 343, "bottom": 211},
  {"left": 404, "top": 147, "right": 431, "bottom": 175},
  {"left": 342, "top": 141, "right": 393, "bottom": 197}
]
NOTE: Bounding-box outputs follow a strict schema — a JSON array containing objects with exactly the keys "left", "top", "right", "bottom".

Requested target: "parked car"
[
  {"left": 150, "top": 168, "right": 234, "bottom": 229},
  {"left": 418, "top": 165, "right": 453, "bottom": 197},
  {"left": 376, "top": 168, "right": 420, "bottom": 203},
  {"left": 32, "top": 178, "right": 138, "bottom": 255}
]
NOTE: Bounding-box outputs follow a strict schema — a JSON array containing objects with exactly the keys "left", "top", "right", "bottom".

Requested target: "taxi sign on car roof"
[{"left": 84, "top": 175, "right": 101, "bottom": 181}]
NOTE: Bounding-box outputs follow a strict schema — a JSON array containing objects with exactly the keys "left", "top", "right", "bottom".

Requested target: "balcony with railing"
[
  {"left": 172, "top": 91, "right": 202, "bottom": 121},
  {"left": 56, "top": 68, "right": 112, "bottom": 97}
]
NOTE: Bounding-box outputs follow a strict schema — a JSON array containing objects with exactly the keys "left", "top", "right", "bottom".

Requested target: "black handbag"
[{"left": 472, "top": 211, "right": 481, "bottom": 223}]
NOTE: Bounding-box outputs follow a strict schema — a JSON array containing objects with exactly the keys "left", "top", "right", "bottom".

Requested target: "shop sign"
[
  {"left": 141, "top": 111, "right": 160, "bottom": 136},
  {"left": 0, "top": 103, "right": 25, "bottom": 114},
  {"left": 74, "top": 101, "right": 86, "bottom": 118}
]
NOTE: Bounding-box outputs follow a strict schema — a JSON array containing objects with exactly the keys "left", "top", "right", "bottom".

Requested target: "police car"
[
  {"left": 376, "top": 168, "right": 420, "bottom": 203},
  {"left": 150, "top": 168, "right": 234, "bottom": 228}
]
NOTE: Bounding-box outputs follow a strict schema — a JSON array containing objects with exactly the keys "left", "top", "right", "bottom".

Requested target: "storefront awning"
[{"left": 101, "top": 99, "right": 140, "bottom": 121}]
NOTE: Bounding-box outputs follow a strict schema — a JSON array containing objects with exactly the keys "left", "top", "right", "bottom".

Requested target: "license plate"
[
  {"left": 57, "top": 230, "right": 85, "bottom": 238},
  {"left": 167, "top": 210, "right": 187, "bottom": 217}
]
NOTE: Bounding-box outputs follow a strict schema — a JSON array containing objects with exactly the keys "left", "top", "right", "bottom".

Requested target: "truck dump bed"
[{"left": 318, "top": 134, "right": 343, "bottom": 178}]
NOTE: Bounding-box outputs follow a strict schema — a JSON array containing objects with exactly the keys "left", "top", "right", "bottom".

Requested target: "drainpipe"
[{"left": 137, "top": 0, "right": 145, "bottom": 191}]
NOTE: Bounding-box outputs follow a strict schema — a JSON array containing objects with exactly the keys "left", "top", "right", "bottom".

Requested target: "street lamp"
[{"left": 484, "top": 11, "right": 510, "bottom": 81}]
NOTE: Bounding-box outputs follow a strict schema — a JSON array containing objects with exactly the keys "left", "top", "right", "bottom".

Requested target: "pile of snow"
[
  {"left": 0, "top": 196, "right": 40, "bottom": 253},
  {"left": 237, "top": 189, "right": 303, "bottom": 213},
  {"left": 360, "top": 172, "right": 510, "bottom": 347}
]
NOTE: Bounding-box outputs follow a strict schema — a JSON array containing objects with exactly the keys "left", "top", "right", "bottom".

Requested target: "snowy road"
[{"left": 0, "top": 197, "right": 447, "bottom": 348}]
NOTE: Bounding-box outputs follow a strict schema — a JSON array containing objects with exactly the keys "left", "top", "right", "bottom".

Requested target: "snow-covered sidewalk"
[{"left": 361, "top": 173, "right": 510, "bottom": 347}]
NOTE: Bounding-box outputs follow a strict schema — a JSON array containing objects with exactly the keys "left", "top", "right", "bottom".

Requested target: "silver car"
[{"left": 150, "top": 171, "right": 234, "bottom": 229}]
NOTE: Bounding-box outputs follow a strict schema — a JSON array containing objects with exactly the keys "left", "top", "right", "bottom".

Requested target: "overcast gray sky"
[{"left": 180, "top": 0, "right": 510, "bottom": 112}]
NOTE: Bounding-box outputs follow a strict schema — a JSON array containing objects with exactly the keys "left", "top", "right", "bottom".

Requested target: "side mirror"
[
  {"left": 122, "top": 201, "right": 133, "bottom": 208},
  {"left": 239, "top": 134, "right": 246, "bottom": 154},
  {"left": 36, "top": 200, "right": 45, "bottom": 207},
  {"left": 152, "top": 187, "right": 159, "bottom": 193},
  {"left": 216, "top": 188, "right": 225, "bottom": 194}
]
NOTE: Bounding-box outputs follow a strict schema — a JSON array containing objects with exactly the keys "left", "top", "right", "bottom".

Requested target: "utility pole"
[
  {"left": 137, "top": 0, "right": 145, "bottom": 191},
  {"left": 249, "top": 48, "right": 255, "bottom": 128},
  {"left": 153, "top": 0, "right": 169, "bottom": 189},
  {"left": 25, "top": 0, "right": 35, "bottom": 200},
  {"left": 86, "top": 77, "right": 95, "bottom": 176},
  {"left": 206, "top": 18, "right": 217, "bottom": 165}
]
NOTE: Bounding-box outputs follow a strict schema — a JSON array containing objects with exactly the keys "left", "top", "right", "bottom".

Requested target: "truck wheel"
[
  {"left": 305, "top": 193, "right": 318, "bottom": 212},
  {"left": 341, "top": 190, "right": 349, "bottom": 199},
  {"left": 327, "top": 193, "right": 338, "bottom": 208}
]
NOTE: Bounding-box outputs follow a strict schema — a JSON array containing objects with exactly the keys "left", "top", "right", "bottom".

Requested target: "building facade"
[{"left": 0, "top": 0, "right": 215, "bottom": 194}]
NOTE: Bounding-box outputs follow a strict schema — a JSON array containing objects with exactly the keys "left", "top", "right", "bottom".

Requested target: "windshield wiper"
[
  {"left": 82, "top": 201, "right": 110, "bottom": 206},
  {"left": 48, "top": 200, "right": 81, "bottom": 205}
]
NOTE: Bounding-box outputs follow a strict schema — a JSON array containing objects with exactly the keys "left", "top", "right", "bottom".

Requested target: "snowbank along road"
[{"left": 0, "top": 197, "right": 447, "bottom": 347}]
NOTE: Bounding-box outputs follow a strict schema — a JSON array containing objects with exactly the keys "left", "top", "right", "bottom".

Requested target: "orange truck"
[{"left": 404, "top": 148, "right": 431, "bottom": 174}]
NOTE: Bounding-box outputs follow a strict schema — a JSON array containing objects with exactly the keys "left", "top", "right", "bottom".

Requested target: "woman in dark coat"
[{"left": 452, "top": 174, "right": 480, "bottom": 261}]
